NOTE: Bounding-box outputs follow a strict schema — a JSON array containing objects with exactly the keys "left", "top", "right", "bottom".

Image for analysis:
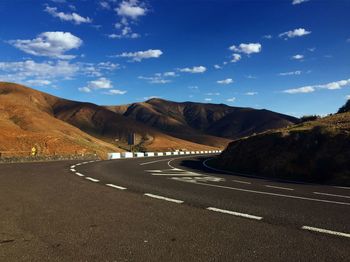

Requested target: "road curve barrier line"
[
  {"left": 85, "top": 177, "right": 100, "bottom": 183},
  {"left": 301, "top": 226, "right": 350, "bottom": 238},
  {"left": 313, "top": 192, "right": 350, "bottom": 199},
  {"left": 144, "top": 193, "right": 184, "bottom": 204},
  {"left": 75, "top": 172, "right": 85, "bottom": 177},
  {"left": 186, "top": 181, "right": 350, "bottom": 206},
  {"left": 106, "top": 184, "right": 127, "bottom": 190},
  {"left": 207, "top": 207, "right": 263, "bottom": 220},
  {"left": 265, "top": 185, "right": 294, "bottom": 191}
]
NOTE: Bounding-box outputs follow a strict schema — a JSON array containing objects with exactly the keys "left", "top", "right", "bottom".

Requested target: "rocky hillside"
[{"left": 215, "top": 106, "right": 350, "bottom": 185}]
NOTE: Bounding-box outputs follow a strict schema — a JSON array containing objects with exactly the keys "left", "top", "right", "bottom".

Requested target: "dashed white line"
[
  {"left": 265, "top": 185, "right": 294, "bottom": 191},
  {"left": 106, "top": 184, "right": 127, "bottom": 190},
  {"left": 144, "top": 193, "right": 184, "bottom": 204},
  {"left": 85, "top": 177, "right": 99, "bottom": 183},
  {"left": 70, "top": 165, "right": 76, "bottom": 168},
  {"left": 302, "top": 226, "right": 350, "bottom": 238},
  {"left": 333, "top": 186, "right": 350, "bottom": 190},
  {"left": 313, "top": 192, "right": 350, "bottom": 199},
  {"left": 70, "top": 169, "right": 76, "bottom": 172},
  {"left": 207, "top": 207, "right": 263, "bottom": 220},
  {"left": 151, "top": 173, "right": 202, "bottom": 177},
  {"left": 232, "top": 180, "right": 251, "bottom": 185},
  {"left": 75, "top": 172, "right": 84, "bottom": 177}
]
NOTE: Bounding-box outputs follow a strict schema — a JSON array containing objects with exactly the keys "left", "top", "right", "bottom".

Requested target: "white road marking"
[
  {"left": 144, "top": 193, "right": 184, "bottom": 204},
  {"left": 70, "top": 169, "right": 76, "bottom": 172},
  {"left": 71, "top": 165, "right": 76, "bottom": 168},
  {"left": 302, "top": 226, "right": 350, "bottom": 238},
  {"left": 333, "top": 186, "right": 350, "bottom": 190},
  {"left": 75, "top": 172, "right": 84, "bottom": 177},
  {"left": 179, "top": 180, "right": 350, "bottom": 206},
  {"left": 151, "top": 172, "right": 202, "bottom": 177},
  {"left": 140, "top": 158, "right": 174, "bottom": 165},
  {"left": 207, "top": 207, "right": 262, "bottom": 220},
  {"left": 232, "top": 180, "right": 251, "bottom": 185},
  {"left": 265, "top": 185, "right": 294, "bottom": 191},
  {"left": 145, "top": 170, "right": 163, "bottom": 173},
  {"left": 106, "top": 184, "right": 127, "bottom": 190},
  {"left": 85, "top": 177, "right": 99, "bottom": 183},
  {"left": 313, "top": 192, "right": 350, "bottom": 199}
]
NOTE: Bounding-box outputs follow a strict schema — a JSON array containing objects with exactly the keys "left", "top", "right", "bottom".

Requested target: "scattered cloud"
[
  {"left": 80, "top": 77, "right": 116, "bottom": 93},
  {"left": 308, "top": 47, "right": 316, "bottom": 52},
  {"left": 283, "top": 86, "right": 315, "bottom": 94},
  {"left": 292, "top": 0, "right": 310, "bottom": 5},
  {"left": 100, "top": 1, "right": 111, "bottom": 9},
  {"left": 138, "top": 71, "right": 176, "bottom": 84},
  {"left": 117, "top": 49, "right": 163, "bottom": 62},
  {"left": 217, "top": 78, "right": 233, "bottom": 85},
  {"left": 214, "top": 64, "right": 222, "bottom": 69},
  {"left": 279, "top": 28, "right": 311, "bottom": 39},
  {"left": 116, "top": 0, "right": 147, "bottom": 20},
  {"left": 229, "top": 43, "right": 262, "bottom": 55},
  {"left": 245, "top": 92, "right": 258, "bottom": 96},
  {"left": 263, "top": 35, "right": 272, "bottom": 39},
  {"left": 188, "top": 86, "right": 199, "bottom": 89},
  {"left": 78, "top": 86, "right": 91, "bottom": 93},
  {"left": 226, "top": 97, "right": 236, "bottom": 102},
  {"left": 279, "top": 70, "right": 302, "bottom": 76},
  {"left": 9, "top": 32, "right": 82, "bottom": 59},
  {"left": 179, "top": 66, "right": 207, "bottom": 74},
  {"left": 231, "top": 53, "right": 242, "bottom": 63},
  {"left": 204, "top": 98, "right": 212, "bottom": 102},
  {"left": 246, "top": 75, "right": 257, "bottom": 79},
  {"left": 283, "top": 78, "right": 350, "bottom": 94},
  {"left": 45, "top": 6, "right": 92, "bottom": 24},
  {"left": 292, "top": 54, "right": 304, "bottom": 60},
  {"left": 205, "top": 92, "right": 220, "bottom": 96},
  {"left": 26, "top": 79, "right": 52, "bottom": 86},
  {"left": 103, "top": 89, "right": 127, "bottom": 95}
]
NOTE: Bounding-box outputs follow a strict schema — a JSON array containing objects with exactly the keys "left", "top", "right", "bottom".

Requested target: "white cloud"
[
  {"left": 163, "top": 71, "right": 176, "bottom": 77},
  {"left": 45, "top": 6, "right": 92, "bottom": 24},
  {"left": 138, "top": 71, "right": 176, "bottom": 84},
  {"left": 263, "top": 35, "right": 272, "bottom": 39},
  {"left": 87, "top": 77, "right": 113, "bottom": 89},
  {"left": 279, "top": 70, "right": 302, "bottom": 76},
  {"left": 283, "top": 86, "right": 315, "bottom": 94},
  {"left": 205, "top": 92, "right": 220, "bottom": 96},
  {"left": 292, "top": 54, "right": 304, "bottom": 60},
  {"left": 117, "top": 49, "right": 163, "bottom": 62},
  {"left": 346, "top": 95, "right": 350, "bottom": 100},
  {"left": 26, "top": 79, "right": 52, "bottom": 86},
  {"left": 226, "top": 97, "right": 236, "bottom": 102},
  {"left": 188, "top": 86, "right": 199, "bottom": 89},
  {"left": 217, "top": 78, "right": 233, "bottom": 85},
  {"left": 179, "top": 66, "right": 206, "bottom": 74},
  {"left": 78, "top": 86, "right": 91, "bottom": 93},
  {"left": 214, "top": 64, "right": 222, "bottom": 69},
  {"left": 9, "top": 32, "right": 82, "bottom": 59},
  {"left": 283, "top": 78, "right": 350, "bottom": 94},
  {"left": 246, "top": 75, "right": 256, "bottom": 79},
  {"left": 143, "top": 96, "right": 160, "bottom": 100},
  {"left": 116, "top": 0, "right": 147, "bottom": 20},
  {"left": 308, "top": 47, "right": 316, "bottom": 52},
  {"left": 279, "top": 28, "right": 311, "bottom": 39},
  {"left": 229, "top": 43, "right": 262, "bottom": 55},
  {"left": 245, "top": 92, "right": 258, "bottom": 96},
  {"left": 231, "top": 53, "right": 242, "bottom": 63},
  {"left": 100, "top": 1, "right": 111, "bottom": 9},
  {"left": 0, "top": 60, "right": 79, "bottom": 82},
  {"left": 292, "top": 0, "right": 310, "bottom": 5},
  {"left": 204, "top": 98, "right": 212, "bottom": 102},
  {"left": 103, "top": 89, "right": 127, "bottom": 95}
]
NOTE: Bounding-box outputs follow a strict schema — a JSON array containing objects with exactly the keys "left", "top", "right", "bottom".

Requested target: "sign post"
[{"left": 127, "top": 133, "right": 135, "bottom": 152}]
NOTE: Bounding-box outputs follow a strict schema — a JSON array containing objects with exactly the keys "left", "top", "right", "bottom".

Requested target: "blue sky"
[{"left": 0, "top": 0, "right": 349, "bottom": 116}]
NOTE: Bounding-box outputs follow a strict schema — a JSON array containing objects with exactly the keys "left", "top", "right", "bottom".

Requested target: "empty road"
[{"left": 1, "top": 154, "right": 349, "bottom": 261}]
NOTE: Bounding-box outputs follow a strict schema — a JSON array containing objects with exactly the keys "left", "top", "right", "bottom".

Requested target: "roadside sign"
[
  {"left": 31, "top": 146, "right": 37, "bottom": 156},
  {"left": 128, "top": 133, "right": 135, "bottom": 146}
]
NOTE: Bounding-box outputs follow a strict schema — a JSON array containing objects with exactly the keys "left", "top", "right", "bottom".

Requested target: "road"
[{"left": 0, "top": 154, "right": 349, "bottom": 261}]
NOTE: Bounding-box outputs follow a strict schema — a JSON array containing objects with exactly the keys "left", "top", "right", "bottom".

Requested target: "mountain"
[
  {"left": 107, "top": 98, "right": 298, "bottom": 145},
  {"left": 338, "top": 99, "right": 350, "bottom": 113},
  {"left": 0, "top": 82, "right": 119, "bottom": 158},
  {"left": 0, "top": 83, "right": 218, "bottom": 158},
  {"left": 214, "top": 107, "right": 350, "bottom": 185}
]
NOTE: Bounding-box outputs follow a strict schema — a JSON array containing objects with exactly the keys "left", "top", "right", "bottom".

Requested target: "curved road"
[{"left": 1, "top": 155, "right": 349, "bottom": 261}]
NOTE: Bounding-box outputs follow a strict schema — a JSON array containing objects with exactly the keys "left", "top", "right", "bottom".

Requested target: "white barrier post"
[
  {"left": 145, "top": 152, "right": 155, "bottom": 157},
  {"left": 107, "top": 153, "right": 121, "bottom": 159}
]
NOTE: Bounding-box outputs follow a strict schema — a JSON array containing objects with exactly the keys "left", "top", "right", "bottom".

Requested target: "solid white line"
[
  {"left": 75, "top": 172, "right": 84, "bottom": 177},
  {"left": 140, "top": 158, "right": 174, "bottom": 165},
  {"left": 183, "top": 181, "right": 350, "bottom": 206},
  {"left": 85, "top": 177, "right": 99, "bottom": 183},
  {"left": 265, "top": 185, "right": 294, "bottom": 191},
  {"left": 144, "top": 193, "right": 184, "bottom": 204},
  {"left": 333, "top": 186, "right": 350, "bottom": 190},
  {"left": 232, "top": 180, "right": 251, "bottom": 185},
  {"left": 302, "top": 226, "right": 350, "bottom": 238},
  {"left": 145, "top": 170, "right": 163, "bottom": 172},
  {"left": 106, "top": 184, "right": 127, "bottom": 190},
  {"left": 207, "top": 207, "right": 262, "bottom": 220},
  {"left": 313, "top": 192, "right": 350, "bottom": 199},
  {"left": 70, "top": 169, "right": 76, "bottom": 172}
]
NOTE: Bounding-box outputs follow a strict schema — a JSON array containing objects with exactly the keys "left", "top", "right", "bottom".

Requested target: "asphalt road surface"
[{"left": 1, "top": 154, "right": 349, "bottom": 261}]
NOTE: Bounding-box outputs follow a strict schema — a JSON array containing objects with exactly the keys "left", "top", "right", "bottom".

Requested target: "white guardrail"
[{"left": 107, "top": 150, "right": 222, "bottom": 160}]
